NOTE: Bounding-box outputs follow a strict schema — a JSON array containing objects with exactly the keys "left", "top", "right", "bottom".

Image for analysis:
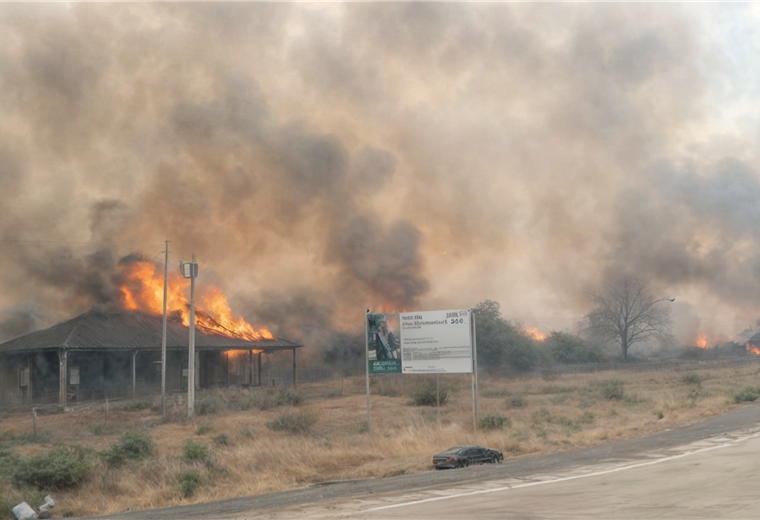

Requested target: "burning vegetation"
[
  {"left": 115, "top": 256, "right": 274, "bottom": 341},
  {"left": 524, "top": 327, "right": 546, "bottom": 342}
]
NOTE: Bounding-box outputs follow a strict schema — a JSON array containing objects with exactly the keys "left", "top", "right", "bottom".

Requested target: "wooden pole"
[
  {"left": 161, "top": 239, "right": 169, "bottom": 416},
  {"left": 188, "top": 271, "right": 196, "bottom": 418},
  {"left": 58, "top": 348, "right": 68, "bottom": 409},
  {"left": 365, "top": 310, "right": 371, "bottom": 433},
  {"left": 436, "top": 373, "right": 440, "bottom": 426},
  {"left": 257, "top": 352, "right": 262, "bottom": 387}
]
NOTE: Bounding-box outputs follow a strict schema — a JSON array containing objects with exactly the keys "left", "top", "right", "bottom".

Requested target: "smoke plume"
[{"left": 1, "top": 3, "right": 759, "bottom": 350}]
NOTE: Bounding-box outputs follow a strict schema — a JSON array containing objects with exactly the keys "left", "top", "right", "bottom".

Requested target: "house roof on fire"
[{"left": 0, "top": 309, "right": 303, "bottom": 354}]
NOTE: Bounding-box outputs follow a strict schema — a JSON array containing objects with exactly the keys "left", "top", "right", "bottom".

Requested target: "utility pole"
[
  {"left": 181, "top": 256, "right": 199, "bottom": 418},
  {"left": 364, "top": 309, "right": 371, "bottom": 433},
  {"left": 161, "top": 239, "right": 169, "bottom": 416}
]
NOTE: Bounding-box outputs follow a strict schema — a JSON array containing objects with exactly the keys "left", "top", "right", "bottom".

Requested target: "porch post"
[
  {"left": 132, "top": 350, "right": 138, "bottom": 400},
  {"left": 193, "top": 350, "right": 201, "bottom": 390},
  {"left": 27, "top": 353, "right": 33, "bottom": 406},
  {"left": 248, "top": 350, "right": 253, "bottom": 386},
  {"left": 225, "top": 351, "right": 230, "bottom": 387},
  {"left": 58, "top": 348, "right": 68, "bottom": 409},
  {"left": 292, "top": 348, "right": 297, "bottom": 388},
  {"left": 257, "top": 352, "right": 262, "bottom": 387}
]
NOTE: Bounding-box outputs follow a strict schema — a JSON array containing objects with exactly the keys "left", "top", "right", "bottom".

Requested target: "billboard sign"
[
  {"left": 399, "top": 309, "right": 473, "bottom": 374},
  {"left": 367, "top": 313, "right": 402, "bottom": 374}
]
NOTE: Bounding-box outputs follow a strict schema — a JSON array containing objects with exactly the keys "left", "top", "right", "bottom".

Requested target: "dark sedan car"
[{"left": 432, "top": 445, "right": 503, "bottom": 469}]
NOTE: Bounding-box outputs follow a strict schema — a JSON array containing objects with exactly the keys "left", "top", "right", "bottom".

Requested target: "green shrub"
[
  {"left": 102, "top": 431, "right": 154, "bottom": 468},
  {"left": 546, "top": 331, "right": 601, "bottom": 364},
  {"left": 734, "top": 387, "right": 760, "bottom": 403},
  {"left": 182, "top": 440, "right": 211, "bottom": 464},
  {"left": 507, "top": 396, "right": 527, "bottom": 408},
  {"left": 481, "top": 388, "right": 510, "bottom": 398},
  {"left": 238, "top": 426, "right": 256, "bottom": 439},
  {"left": 0, "top": 430, "right": 52, "bottom": 445},
  {"left": 276, "top": 387, "right": 303, "bottom": 406},
  {"left": 532, "top": 408, "right": 552, "bottom": 423},
  {"left": 177, "top": 471, "right": 202, "bottom": 498},
  {"left": 411, "top": 384, "right": 448, "bottom": 406},
  {"left": 0, "top": 449, "right": 20, "bottom": 480},
  {"left": 600, "top": 379, "right": 625, "bottom": 400},
  {"left": 195, "top": 424, "right": 213, "bottom": 436},
  {"left": 13, "top": 447, "right": 92, "bottom": 490},
  {"left": 90, "top": 424, "right": 119, "bottom": 436},
  {"left": 266, "top": 412, "right": 317, "bottom": 434},
  {"left": 553, "top": 416, "right": 581, "bottom": 433},
  {"left": 237, "top": 388, "right": 303, "bottom": 411},
  {"left": 681, "top": 373, "right": 704, "bottom": 386},
  {"left": 479, "top": 414, "right": 511, "bottom": 430},
  {"left": 196, "top": 394, "right": 226, "bottom": 416},
  {"left": 212, "top": 434, "right": 230, "bottom": 447},
  {"left": 122, "top": 400, "right": 152, "bottom": 412},
  {"left": 541, "top": 385, "right": 575, "bottom": 394},
  {"left": 654, "top": 410, "right": 664, "bottom": 420}
]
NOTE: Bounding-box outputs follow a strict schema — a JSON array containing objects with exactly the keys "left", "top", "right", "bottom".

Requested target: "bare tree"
[{"left": 586, "top": 276, "right": 673, "bottom": 361}]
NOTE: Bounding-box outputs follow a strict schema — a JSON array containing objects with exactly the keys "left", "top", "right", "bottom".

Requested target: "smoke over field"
[{"left": 1, "top": 4, "right": 760, "bottom": 349}]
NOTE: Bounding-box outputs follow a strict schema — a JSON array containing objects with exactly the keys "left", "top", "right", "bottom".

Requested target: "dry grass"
[{"left": 1, "top": 364, "right": 759, "bottom": 517}]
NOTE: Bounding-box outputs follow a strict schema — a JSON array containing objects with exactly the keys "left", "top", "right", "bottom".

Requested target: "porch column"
[
  {"left": 292, "top": 348, "right": 297, "bottom": 388},
  {"left": 257, "top": 352, "right": 262, "bottom": 387},
  {"left": 195, "top": 350, "right": 200, "bottom": 390},
  {"left": 132, "top": 350, "right": 138, "bottom": 399},
  {"left": 57, "top": 348, "right": 68, "bottom": 408},
  {"left": 27, "top": 353, "right": 33, "bottom": 406},
  {"left": 248, "top": 350, "right": 253, "bottom": 386},
  {"left": 225, "top": 351, "right": 230, "bottom": 387}
]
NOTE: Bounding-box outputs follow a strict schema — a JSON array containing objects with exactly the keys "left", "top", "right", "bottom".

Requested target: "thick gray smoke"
[{"left": 0, "top": 3, "right": 758, "bottom": 349}]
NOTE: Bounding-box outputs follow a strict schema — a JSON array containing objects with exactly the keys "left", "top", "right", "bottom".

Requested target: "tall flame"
[
  {"left": 116, "top": 259, "right": 274, "bottom": 340},
  {"left": 746, "top": 343, "right": 760, "bottom": 356},
  {"left": 525, "top": 327, "right": 546, "bottom": 342},
  {"left": 695, "top": 333, "right": 708, "bottom": 349}
]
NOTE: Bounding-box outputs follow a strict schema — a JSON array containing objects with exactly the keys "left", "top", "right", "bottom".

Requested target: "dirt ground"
[{"left": 2, "top": 361, "right": 759, "bottom": 518}]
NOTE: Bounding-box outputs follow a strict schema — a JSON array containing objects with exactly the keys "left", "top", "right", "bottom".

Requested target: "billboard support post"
[
  {"left": 472, "top": 310, "right": 479, "bottom": 426},
  {"left": 471, "top": 309, "right": 477, "bottom": 431},
  {"left": 365, "top": 309, "right": 371, "bottom": 433},
  {"left": 436, "top": 373, "right": 440, "bottom": 426}
]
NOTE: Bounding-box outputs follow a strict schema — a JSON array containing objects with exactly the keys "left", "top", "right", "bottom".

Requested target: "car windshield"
[{"left": 439, "top": 447, "right": 464, "bottom": 455}]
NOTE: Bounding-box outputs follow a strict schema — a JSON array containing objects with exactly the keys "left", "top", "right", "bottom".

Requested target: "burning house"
[{"left": 0, "top": 308, "right": 303, "bottom": 409}]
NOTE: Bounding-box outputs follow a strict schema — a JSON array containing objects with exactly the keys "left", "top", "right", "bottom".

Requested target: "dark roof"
[{"left": 0, "top": 309, "right": 303, "bottom": 353}]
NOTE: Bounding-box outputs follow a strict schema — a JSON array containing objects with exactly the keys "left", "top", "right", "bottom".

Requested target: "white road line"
[{"left": 365, "top": 432, "right": 760, "bottom": 512}]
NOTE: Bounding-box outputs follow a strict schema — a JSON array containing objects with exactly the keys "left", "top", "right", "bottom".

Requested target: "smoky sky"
[{"left": 1, "top": 3, "right": 759, "bottom": 347}]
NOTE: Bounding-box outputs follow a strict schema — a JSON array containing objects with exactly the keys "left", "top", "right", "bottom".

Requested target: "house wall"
[{"left": 1, "top": 347, "right": 269, "bottom": 409}]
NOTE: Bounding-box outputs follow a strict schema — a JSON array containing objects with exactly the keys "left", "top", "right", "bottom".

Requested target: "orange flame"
[
  {"left": 746, "top": 343, "right": 760, "bottom": 356},
  {"left": 203, "top": 289, "right": 274, "bottom": 340},
  {"left": 696, "top": 333, "right": 708, "bottom": 349},
  {"left": 115, "top": 259, "right": 274, "bottom": 340},
  {"left": 525, "top": 327, "right": 546, "bottom": 342}
]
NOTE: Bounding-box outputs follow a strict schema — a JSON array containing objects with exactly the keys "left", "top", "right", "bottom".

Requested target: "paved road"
[
  {"left": 85, "top": 404, "right": 760, "bottom": 520},
  {"left": 282, "top": 430, "right": 760, "bottom": 519}
]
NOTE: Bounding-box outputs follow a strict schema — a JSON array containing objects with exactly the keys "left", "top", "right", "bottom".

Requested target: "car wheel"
[{"left": 491, "top": 457, "right": 497, "bottom": 464}]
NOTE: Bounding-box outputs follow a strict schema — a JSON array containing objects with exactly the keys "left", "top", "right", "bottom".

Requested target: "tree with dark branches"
[{"left": 586, "top": 276, "right": 673, "bottom": 361}]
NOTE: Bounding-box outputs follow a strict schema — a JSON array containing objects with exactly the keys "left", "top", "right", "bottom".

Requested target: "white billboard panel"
[{"left": 399, "top": 309, "right": 473, "bottom": 373}]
